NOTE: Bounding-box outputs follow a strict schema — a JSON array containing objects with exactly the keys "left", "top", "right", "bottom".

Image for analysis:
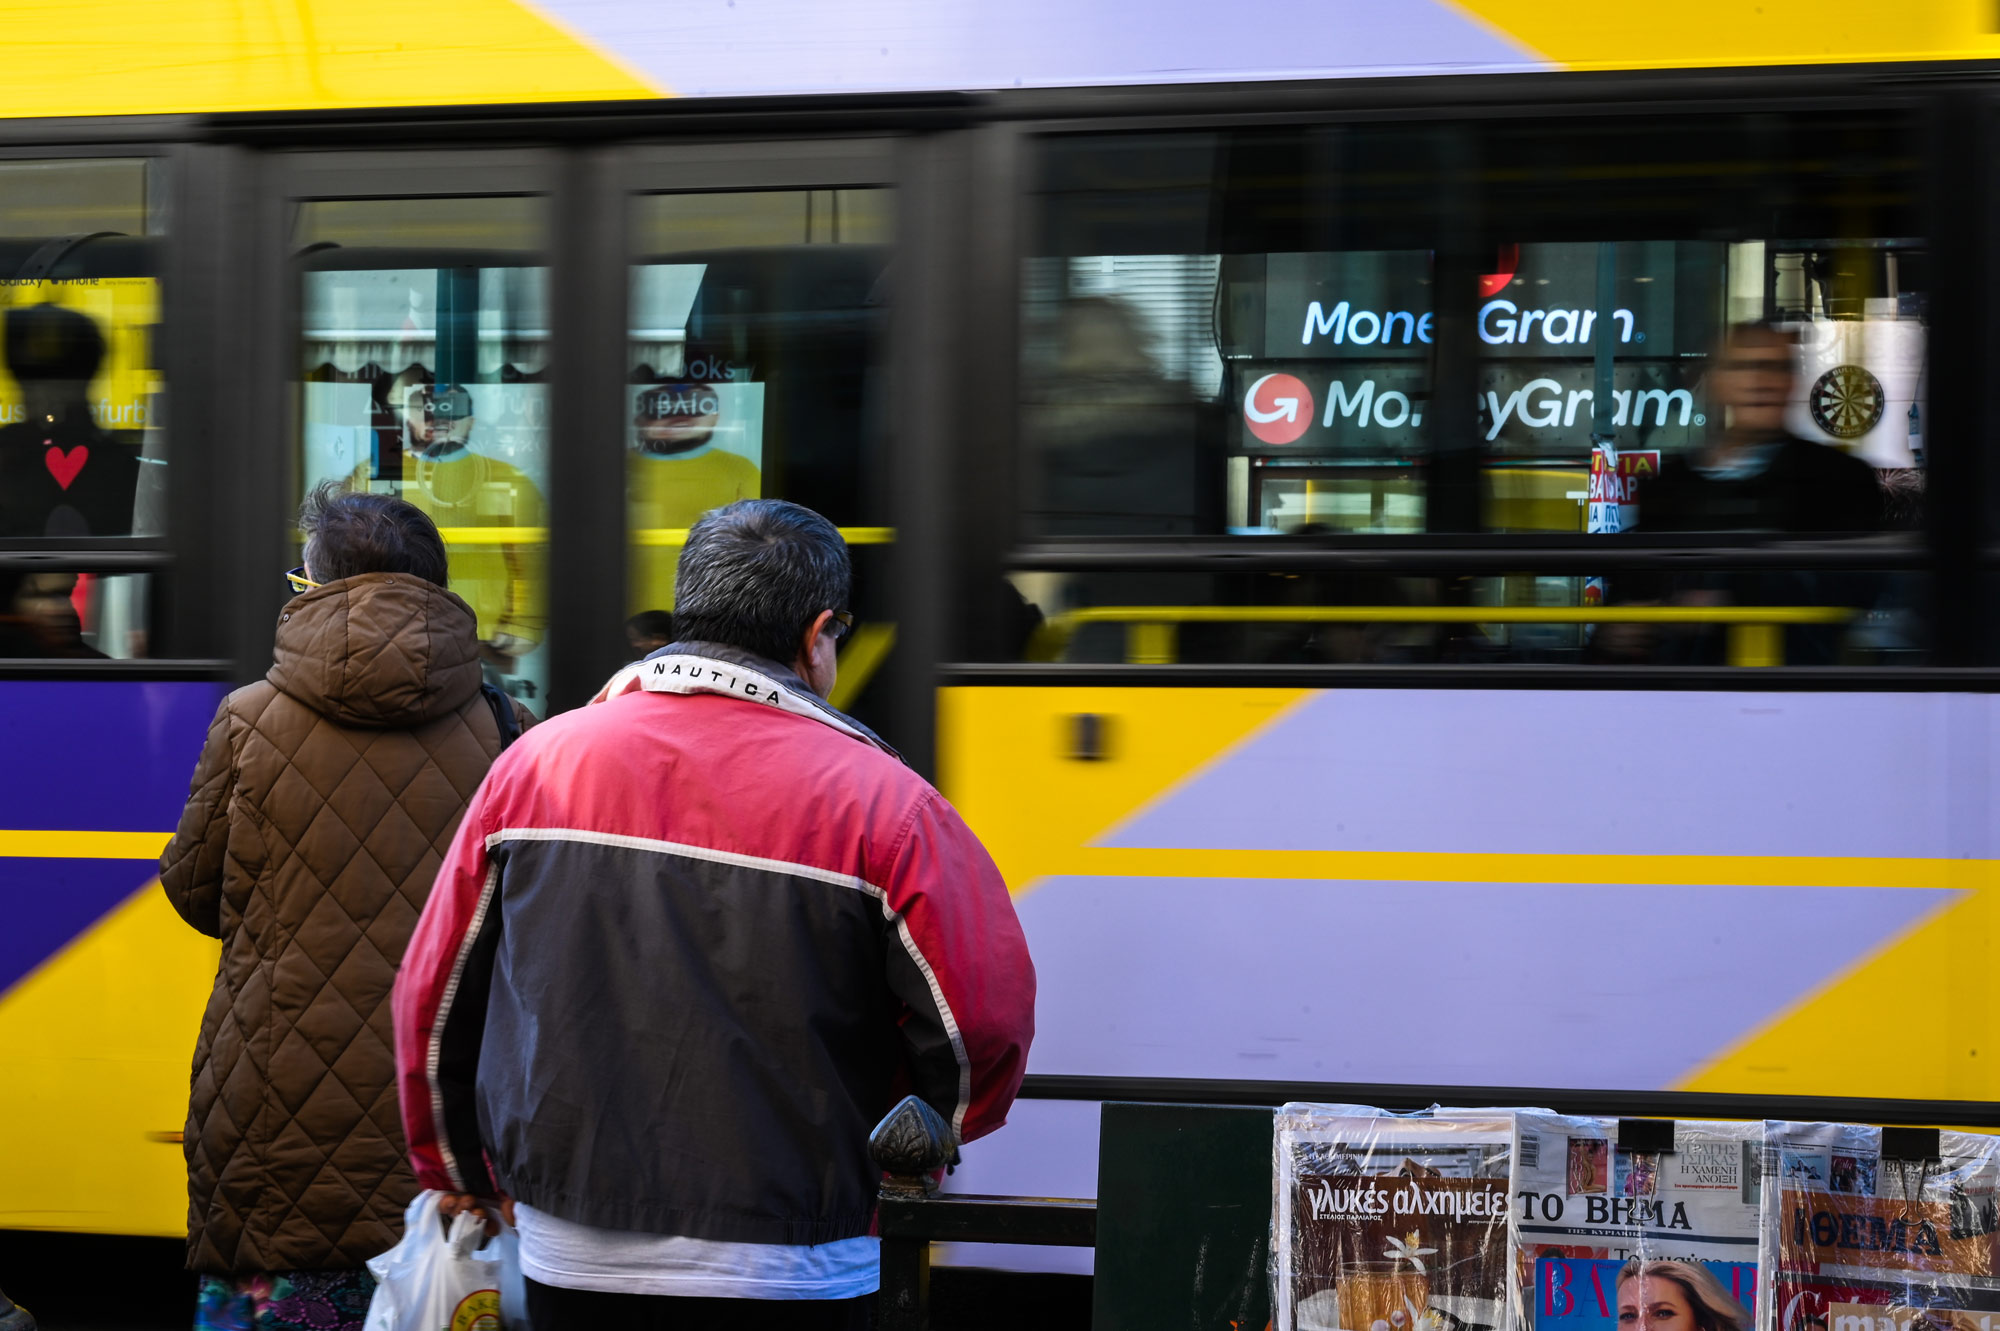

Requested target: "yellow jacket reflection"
[
  {"left": 628, "top": 446, "right": 760, "bottom": 612},
  {"left": 398, "top": 447, "right": 547, "bottom": 651},
  {"left": 350, "top": 447, "right": 547, "bottom": 652},
  {"left": 356, "top": 376, "right": 548, "bottom": 661}
]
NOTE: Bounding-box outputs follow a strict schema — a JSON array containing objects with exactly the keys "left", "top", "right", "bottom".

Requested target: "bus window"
[
  {"left": 0, "top": 158, "right": 165, "bottom": 542},
  {"left": 625, "top": 188, "right": 893, "bottom": 712},
  {"left": 1474, "top": 113, "right": 1923, "bottom": 542},
  {"left": 1002, "top": 113, "right": 1930, "bottom": 667},
  {"left": 295, "top": 196, "right": 550, "bottom": 708},
  {"left": 1023, "top": 127, "right": 1450, "bottom": 538},
  {"left": 0, "top": 570, "right": 153, "bottom": 658}
]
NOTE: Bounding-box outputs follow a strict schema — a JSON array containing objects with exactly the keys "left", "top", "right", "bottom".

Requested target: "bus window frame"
[
  {"left": 966, "top": 71, "right": 1988, "bottom": 685},
  {"left": 611, "top": 137, "right": 911, "bottom": 740},
  {"left": 257, "top": 149, "right": 560, "bottom": 695},
  {"left": 0, "top": 141, "right": 202, "bottom": 672},
  {"left": 0, "top": 72, "right": 1986, "bottom": 696}
]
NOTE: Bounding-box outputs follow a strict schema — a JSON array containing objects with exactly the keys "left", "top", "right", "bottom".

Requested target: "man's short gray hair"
[{"left": 671, "top": 500, "right": 851, "bottom": 665}]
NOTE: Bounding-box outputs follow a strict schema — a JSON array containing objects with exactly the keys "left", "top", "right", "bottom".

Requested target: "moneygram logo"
[{"left": 1244, "top": 373, "right": 1314, "bottom": 444}]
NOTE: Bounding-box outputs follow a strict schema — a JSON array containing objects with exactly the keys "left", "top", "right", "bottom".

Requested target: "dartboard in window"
[{"left": 1807, "top": 364, "right": 1885, "bottom": 440}]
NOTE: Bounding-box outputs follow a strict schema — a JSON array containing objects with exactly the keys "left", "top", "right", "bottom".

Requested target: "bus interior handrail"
[{"left": 1034, "top": 603, "right": 1853, "bottom": 668}]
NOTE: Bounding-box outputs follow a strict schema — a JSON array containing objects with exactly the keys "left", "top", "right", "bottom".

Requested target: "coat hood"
[{"left": 268, "top": 573, "right": 485, "bottom": 727}]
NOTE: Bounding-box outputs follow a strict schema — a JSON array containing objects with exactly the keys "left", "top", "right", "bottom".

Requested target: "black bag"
[{"left": 480, "top": 682, "right": 521, "bottom": 752}]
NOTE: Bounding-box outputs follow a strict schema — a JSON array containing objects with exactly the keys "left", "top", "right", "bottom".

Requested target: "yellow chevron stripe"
[
  {"left": 1451, "top": 0, "right": 2000, "bottom": 70},
  {"left": 0, "top": 879, "right": 216, "bottom": 1235},
  {"left": 1042, "top": 847, "right": 1996, "bottom": 891},
  {"left": 0, "top": 830, "right": 171, "bottom": 860},
  {"left": 1681, "top": 887, "right": 1993, "bottom": 1102},
  {"left": 0, "top": 0, "right": 659, "bottom": 120},
  {"left": 940, "top": 686, "right": 1319, "bottom": 894}
]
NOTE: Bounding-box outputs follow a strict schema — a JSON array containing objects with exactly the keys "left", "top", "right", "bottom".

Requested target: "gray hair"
[
  {"left": 671, "top": 499, "right": 850, "bottom": 665},
  {"left": 299, "top": 480, "right": 450, "bottom": 588}
]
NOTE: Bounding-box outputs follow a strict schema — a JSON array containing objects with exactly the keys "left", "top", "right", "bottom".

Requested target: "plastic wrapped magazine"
[
  {"left": 1764, "top": 1122, "right": 2000, "bottom": 1331},
  {"left": 1274, "top": 1107, "right": 1514, "bottom": 1331},
  {"left": 1508, "top": 1115, "right": 1762, "bottom": 1331}
]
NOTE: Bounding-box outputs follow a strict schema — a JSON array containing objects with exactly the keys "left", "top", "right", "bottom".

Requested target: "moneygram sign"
[
  {"left": 1251, "top": 242, "right": 1692, "bottom": 363},
  {"left": 1234, "top": 364, "right": 1700, "bottom": 453},
  {"left": 1300, "top": 299, "right": 1638, "bottom": 349},
  {"left": 1232, "top": 242, "right": 1707, "bottom": 453},
  {"left": 1243, "top": 373, "right": 1316, "bottom": 445}
]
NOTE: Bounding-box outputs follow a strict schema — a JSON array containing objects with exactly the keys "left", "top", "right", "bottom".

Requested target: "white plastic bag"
[
  {"left": 493, "top": 1222, "right": 530, "bottom": 1330},
  {"left": 363, "top": 1191, "right": 507, "bottom": 1331}
]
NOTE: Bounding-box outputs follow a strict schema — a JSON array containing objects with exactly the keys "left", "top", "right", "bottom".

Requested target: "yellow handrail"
[
  {"left": 827, "top": 623, "right": 897, "bottom": 712},
  {"left": 1040, "top": 605, "right": 1853, "bottom": 668},
  {"left": 633, "top": 526, "right": 897, "bottom": 548},
  {"left": 431, "top": 526, "right": 897, "bottom": 547},
  {"left": 1053, "top": 606, "right": 1850, "bottom": 626}
]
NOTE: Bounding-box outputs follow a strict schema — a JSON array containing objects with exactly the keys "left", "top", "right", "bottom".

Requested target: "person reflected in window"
[
  {"left": 1026, "top": 296, "right": 1222, "bottom": 536},
  {"left": 12, "top": 571, "right": 106, "bottom": 658},
  {"left": 0, "top": 570, "right": 106, "bottom": 658},
  {"left": 361, "top": 366, "right": 547, "bottom": 677},
  {"left": 1641, "top": 323, "right": 1882, "bottom": 534},
  {"left": 1606, "top": 323, "right": 1885, "bottom": 664},
  {"left": 627, "top": 363, "right": 762, "bottom": 615},
  {"left": 625, "top": 609, "right": 674, "bottom": 659},
  {"left": 0, "top": 302, "right": 140, "bottom": 538}
]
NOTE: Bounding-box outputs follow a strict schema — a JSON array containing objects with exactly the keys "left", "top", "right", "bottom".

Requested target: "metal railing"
[{"left": 1012, "top": 1073, "right": 2000, "bottom": 1128}]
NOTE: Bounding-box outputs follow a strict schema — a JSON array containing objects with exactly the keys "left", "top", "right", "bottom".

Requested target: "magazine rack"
[{"left": 871, "top": 1077, "right": 2000, "bottom": 1331}]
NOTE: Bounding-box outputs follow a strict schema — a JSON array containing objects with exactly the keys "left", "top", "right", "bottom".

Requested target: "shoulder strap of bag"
[{"left": 480, "top": 682, "right": 520, "bottom": 752}]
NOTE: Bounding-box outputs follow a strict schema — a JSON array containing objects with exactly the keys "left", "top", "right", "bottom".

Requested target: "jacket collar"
[{"left": 593, "top": 639, "right": 901, "bottom": 761}]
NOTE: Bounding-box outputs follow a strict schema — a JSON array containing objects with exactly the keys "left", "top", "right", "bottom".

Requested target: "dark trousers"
[{"left": 524, "top": 1277, "right": 874, "bottom": 1331}]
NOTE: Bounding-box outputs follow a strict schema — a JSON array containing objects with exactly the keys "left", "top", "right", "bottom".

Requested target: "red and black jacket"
[{"left": 392, "top": 642, "right": 1035, "bottom": 1244}]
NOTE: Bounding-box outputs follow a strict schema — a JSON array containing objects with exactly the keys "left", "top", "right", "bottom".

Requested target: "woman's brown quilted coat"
[{"left": 160, "top": 573, "right": 528, "bottom": 1275}]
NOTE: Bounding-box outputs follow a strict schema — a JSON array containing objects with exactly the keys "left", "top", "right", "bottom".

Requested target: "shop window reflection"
[
  {"left": 0, "top": 159, "right": 164, "bottom": 542},
  {"left": 295, "top": 199, "right": 551, "bottom": 704}
]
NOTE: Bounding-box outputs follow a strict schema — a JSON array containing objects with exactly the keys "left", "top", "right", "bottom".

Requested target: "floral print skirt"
[{"left": 195, "top": 1269, "right": 376, "bottom": 1331}]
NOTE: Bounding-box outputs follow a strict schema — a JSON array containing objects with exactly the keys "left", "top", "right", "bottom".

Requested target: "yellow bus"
[{"left": 0, "top": 0, "right": 1995, "bottom": 1278}]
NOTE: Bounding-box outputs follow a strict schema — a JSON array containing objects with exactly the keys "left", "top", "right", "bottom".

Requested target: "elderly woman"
[{"left": 160, "top": 483, "right": 530, "bottom": 1331}]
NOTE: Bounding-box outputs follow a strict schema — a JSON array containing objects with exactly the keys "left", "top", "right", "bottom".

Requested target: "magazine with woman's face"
[{"left": 1509, "top": 1115, "right": 1763, "bottom": 1331}]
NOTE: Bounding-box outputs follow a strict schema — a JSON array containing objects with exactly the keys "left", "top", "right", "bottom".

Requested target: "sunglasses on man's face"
[
  {"left": 284, "top": 566, "right": 320, "bottom": 594},
  {"left": 825, "top": 610, "right": 856, "bottom": 645}
]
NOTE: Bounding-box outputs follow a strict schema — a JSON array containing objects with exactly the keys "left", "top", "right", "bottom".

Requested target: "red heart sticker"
[{"left": 44, "top": 444, "right": 88, "bottom": 490}]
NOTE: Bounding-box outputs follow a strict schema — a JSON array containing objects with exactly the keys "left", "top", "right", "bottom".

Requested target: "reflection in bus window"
[
  {"left": 626, "top": 188, "right": 890, "bottom": 615},
  {"left": 1006, "top": 116, "right": 1928, "bottom": 666},
  {"left": 295, "top": 199, "right": 550, "bottom": 705},
  {"left": 1022, "top": 119, "right": 1922, "bottom": 548},
  {"left": 1022, "top": 276, "right": 1228, "bottom": 536},
  {"left": 1476, "top": 242, "right": 1919, "bottom": 540},
  {"left": 0, "top": 570, "right": 151, "bottom": 658},
  {"left": 1022, "top": 127, "right": 1452, "bottom": 539},
  {"left": 0, "top": 159, "right": 164, "bottom": 542}
]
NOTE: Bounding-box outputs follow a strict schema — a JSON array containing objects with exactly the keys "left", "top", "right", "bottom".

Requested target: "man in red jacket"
[{"left": 392, "top": 499, "right": 1035, "bottom": 1330}]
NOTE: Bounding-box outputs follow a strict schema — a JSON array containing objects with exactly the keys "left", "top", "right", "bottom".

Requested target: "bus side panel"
[
  {"left": 936, "top": 685, "right": 1995, "bottom": 1245},
  {"left": 0, "top": 679, "right": 225, "bottom": 1236}
]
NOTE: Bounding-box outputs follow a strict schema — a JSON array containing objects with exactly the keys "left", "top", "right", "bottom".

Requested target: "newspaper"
[
  {"left": 1508, "top": 1115, "right": 1762, "bottom": 1331},
  {"left": 1275, "top": 1108, "right": 1514, "bottom": 1331},
  {"left": 1764, "top": 1123, "right": 2000, "bottom": 1331}
]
